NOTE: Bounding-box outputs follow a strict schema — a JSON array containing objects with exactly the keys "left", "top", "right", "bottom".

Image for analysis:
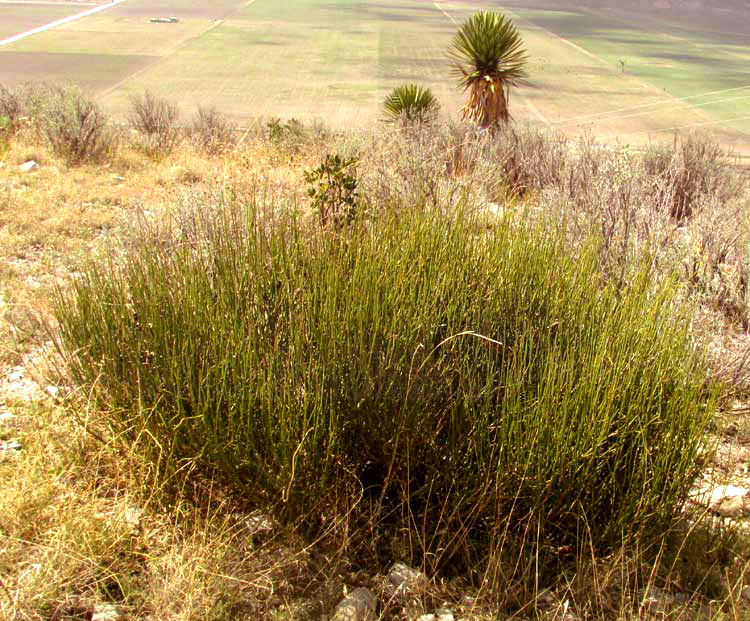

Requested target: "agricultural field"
[
  {"left": 496, "top": 0, "right": 750, "bottom": 150},
  {"left": 96, "top": 0, "right": 467, "bottom": 127},
  {"left": 0, "top": 0, "right": 749, "bottom": 150},
  {"left": 0, "top": 2, "right": 87, "bottom": 40}
]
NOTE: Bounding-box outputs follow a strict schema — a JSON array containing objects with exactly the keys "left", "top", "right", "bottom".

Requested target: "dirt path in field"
[
  {"left": 96, "top": 16, "right": 230, "bottom": 100},
  {"left": 433, "top": 1, "right": 457, "bottom": 24},
  {"left": 97, "top": 0, "right": 257, "bottom": 106},
  {"left": 0, "top": 0, "right": 128, "bottom": 46}
]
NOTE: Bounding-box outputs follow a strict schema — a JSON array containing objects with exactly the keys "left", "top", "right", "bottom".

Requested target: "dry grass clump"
[
  {"left": 188, "top": 106, "right": 236, "bottom": 155},
  {"left": 128, "top": 91, "right": 182, "bottom": 158},
  {"left": 3, "top": 100, "right": 750, "bottom": 619},
  {"left": 40, "top": 86, "right": 116, "bottom": 166},
  {"left": 0, "top": 382, "right": 320, "bottom": 620},
  {"left": 0, "top": 386, "right": 146, "bottom": 619}
]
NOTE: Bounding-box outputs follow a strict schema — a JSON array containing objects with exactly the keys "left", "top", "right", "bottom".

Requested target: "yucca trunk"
[{"left": 461, "top": 75, "right": 509, "bottom": 130}]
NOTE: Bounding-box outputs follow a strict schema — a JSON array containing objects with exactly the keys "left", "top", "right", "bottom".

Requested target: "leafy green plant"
[
  {"left": 383, "top": 83, "right": 440, "bottom": 125},
  {"left": 449, "top": 11, "right": 528, "bottom": 129},
  {"left": 304, "top": 153, "right": 360, "bottom": 226},
  {"left": 267, "top": 117, "right": 304, "bottom": 142}
]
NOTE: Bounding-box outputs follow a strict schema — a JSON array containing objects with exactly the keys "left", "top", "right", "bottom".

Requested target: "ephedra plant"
[{"left": 55, "top": 188, "right": 715, "bottom": 576}]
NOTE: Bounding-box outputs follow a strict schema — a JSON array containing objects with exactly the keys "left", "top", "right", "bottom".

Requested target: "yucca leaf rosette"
[
  {"left": 449, "top": 11, "right": 528, "bottom": 129},
  {"left": 383, "top": 83, "right": 440, "bottom": 125}
]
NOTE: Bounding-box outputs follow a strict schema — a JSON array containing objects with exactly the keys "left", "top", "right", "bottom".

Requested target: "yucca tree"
[
  {"left": 383, "top": 83, "right": 440, "bottom": 125},
  {"left": 449, "top": 11, "right": 528, "bottom": 130}
]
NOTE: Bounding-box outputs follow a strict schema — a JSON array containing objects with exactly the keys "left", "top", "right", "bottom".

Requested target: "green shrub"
[
  {"left": 55, "top": 193, "right": 715, "bottom": 573},
  {"left": 304, "top": 153, "right": 360, "bottom": 226},
  {"left": 41, "top": 86, "right": 114, "bottom": 165},
  {"left": 267, "top": 117, "right": 304, "bottom": 142}
]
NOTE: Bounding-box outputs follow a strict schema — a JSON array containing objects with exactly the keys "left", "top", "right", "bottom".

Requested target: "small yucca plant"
[
  {"left": 449, "top": 11, "right": 527, "bottom": 130},
  {"left": 383, "top": 83, "right": 440, "bottom": 125}
]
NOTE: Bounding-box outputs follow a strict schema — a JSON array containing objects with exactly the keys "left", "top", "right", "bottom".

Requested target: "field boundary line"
[
  {"left": 554, "top": 93, "right": 750, "bottom": 131},
  {"left": 502, "top": 7, "right": 750, "bottom": 138},
  {"left": 551, "top": 85, "right": 750, "bottom": 126},
  {"left": 96, "top": 56, "right": 164, "bottom": 100},
  {"left": 601, "top": 114, "right": 750, "bottom": 140},
  {"left": 434, "top": 2, "right": 457, "bottom": 24},
  {"left": 518, "top": 93, "right": 551, "bottom": 128},
  {"left": 0, "top": 0, "right": 129, "bottom": 47},
  {"left": 97, "top": 6, "right": 249, "bottom": 102},
  {"left": 505, "top": 9, "right": 608, "bottom": 67}
]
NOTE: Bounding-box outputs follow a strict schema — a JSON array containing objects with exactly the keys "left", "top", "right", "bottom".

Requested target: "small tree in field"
[{"left": 449, "top": 11, "right": 528, "bottom": 130}]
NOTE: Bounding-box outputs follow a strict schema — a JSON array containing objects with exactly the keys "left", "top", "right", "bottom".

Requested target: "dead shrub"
[
  {"left": 128, "top": 91, "right": 181, "bottom": 155},
  {"left": 545, "top": 138, "right": 665, "bottom": 287},
  {"left": 189, "top": 105, "right": 236, "bottom": 154},
  {"left": 0, "top": 84, "right": 24, "bottom": 131},
  {"left": 41, "top": 86, "right": 115, "bottom": 165},
  {"left": 643, "top": 132, "right": 739, "bottom": 221},
  {"left": 494, "top": 125, "right": 567, "bottom": 195},
  {"left": 435, "top": 123, "right": 486, "bottom": 178},
  {"left": 677, "top": 197, "right": 750, "bottom": 330}
]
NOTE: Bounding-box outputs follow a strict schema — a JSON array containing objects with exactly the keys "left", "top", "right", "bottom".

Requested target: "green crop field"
[
  {"left": 96, "top": 0, "right": 468, "bottom": 127},
  {"left": 1, "top": 0, "right": 748, "bottom": 150},
  {"left": 490, "top": 1, "right": 750, "bottom": 149}
]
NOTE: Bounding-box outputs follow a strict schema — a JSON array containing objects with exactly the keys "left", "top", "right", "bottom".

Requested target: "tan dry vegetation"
[
  {"left": 0, "top": 127, "right": 342, "bottom": 620},
  {"left": 4, "top": 111, "right": 750, "bottom": 618}
]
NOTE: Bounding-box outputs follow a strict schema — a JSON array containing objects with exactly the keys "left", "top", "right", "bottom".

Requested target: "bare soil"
[
  {"left": 108, "top": 0, "right": 248, "bottom": 20},
  {"left": 0, "top": 2, "right": 83, "bottom": 39},
  {"left": 0, "top": 50, "right": 158, "bottom": 91}
]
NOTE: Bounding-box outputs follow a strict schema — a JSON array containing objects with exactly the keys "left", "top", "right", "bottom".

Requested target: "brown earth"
[
  {"left": 108, "top": 0, "right": 249, "bottom": 21},
  {"left": 0, "top": 51, "right": 158, "bottom": 91},
  {"left": 0, "top": 3, "right": 84, "bottom": 39}
]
